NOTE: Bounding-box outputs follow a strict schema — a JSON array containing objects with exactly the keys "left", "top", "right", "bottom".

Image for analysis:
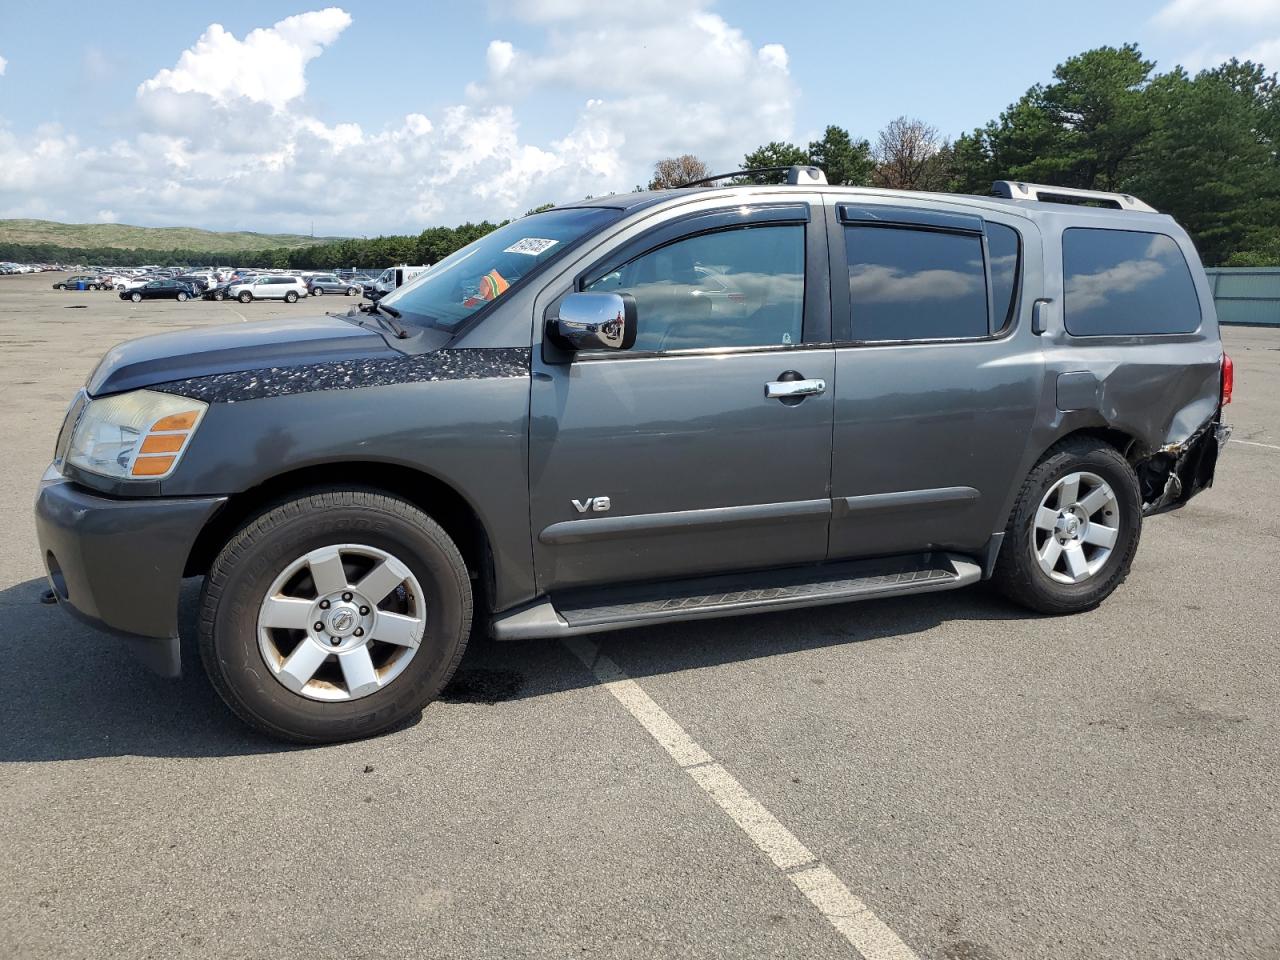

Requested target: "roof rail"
[
  {"left": 680, "top": 165, "right": 828, "bottom": 188},
  {"left": 991, "top": 180, "right": 1157, "bottom": 213}
]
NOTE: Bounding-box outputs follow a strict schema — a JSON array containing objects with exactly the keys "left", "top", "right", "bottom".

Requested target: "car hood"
[{"left": 87, "top": 314, "right": 393, "bottom": 396}]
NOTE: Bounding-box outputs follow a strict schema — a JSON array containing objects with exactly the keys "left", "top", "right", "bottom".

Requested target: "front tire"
[
  {"left": 238, "top": 291, "right": 252, "bottom": 303},
  {"left": 992, "top": 437, "right": 1141, "bottom": 615},
  {"left": 130, "top": 292, "right": 142, "bottom": 302},
  {"left": 177, "top": 291, "right": 188, "bottom": 302},
  {"left": 198, "top": 489, "right": 473, "bottom": 743}
]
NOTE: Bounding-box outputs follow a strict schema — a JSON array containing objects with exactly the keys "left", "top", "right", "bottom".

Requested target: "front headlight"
[{"left": 66, "top": 390, "right": 208, "bottom": 480}]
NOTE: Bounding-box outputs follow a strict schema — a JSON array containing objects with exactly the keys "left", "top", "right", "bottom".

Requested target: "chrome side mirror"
[{"left": 551, "top": 292, "right": 637, "bottom": 351}]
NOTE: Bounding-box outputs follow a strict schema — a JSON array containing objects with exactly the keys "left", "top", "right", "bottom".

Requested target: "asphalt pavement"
[{"left": 1, "top": 272, "right": 1277, "bottom": 960}]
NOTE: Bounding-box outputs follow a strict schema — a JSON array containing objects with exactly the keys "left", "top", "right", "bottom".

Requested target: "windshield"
[{"left": 380, "top": 207, "right": 619, "bottom": 333}]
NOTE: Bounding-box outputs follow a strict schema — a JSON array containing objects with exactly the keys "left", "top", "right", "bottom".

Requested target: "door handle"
[{"left": 765, "top": 377, "right": 827, "bottom": 399}]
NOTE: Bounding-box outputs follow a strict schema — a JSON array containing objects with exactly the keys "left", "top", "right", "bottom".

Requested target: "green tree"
[
  {"left": 976, "top": 44, "right": 1156, "bottom": 190},
  {"left": 1127, "top": 61, "right": 1280, "bottom": 265},
  {"left": 739, "top": 141, "right": 810, "bottom": 183},
  {"left": 807, "top": 126, "right": 873, "bottom": 186}
]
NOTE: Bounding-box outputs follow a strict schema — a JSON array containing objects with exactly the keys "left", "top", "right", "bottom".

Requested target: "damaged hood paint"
[{"left": 86, "top": 314, "right": 391, "bottom": 396}]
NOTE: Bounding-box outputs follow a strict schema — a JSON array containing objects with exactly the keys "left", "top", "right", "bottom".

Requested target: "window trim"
[
  {"left": 560, "top": 202, "right": 825, "bottom": 361},
  {"left": 1061, "top": 226, "right": 1203, "bottom": 339}
]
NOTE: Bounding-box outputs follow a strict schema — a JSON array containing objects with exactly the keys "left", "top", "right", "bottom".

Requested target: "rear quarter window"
[{"left": 1063, "top": 228, "right": 1201, "bottom": 336}]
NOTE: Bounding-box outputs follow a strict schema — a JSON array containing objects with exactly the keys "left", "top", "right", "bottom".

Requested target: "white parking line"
[
  {"left": 1231, "top": 438, "right": 1280, "bottom": 451},
  {"left": 565, "top": 638, "right": 919, "bottom": 960}
]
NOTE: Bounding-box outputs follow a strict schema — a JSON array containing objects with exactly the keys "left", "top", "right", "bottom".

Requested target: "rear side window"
[
  {"left": 1063, "top": 229, "right": 1200, "bottom": 336},
  {"left": 987, "top": 223, "right": 1021, "bottom": 331},
  {"left": 845, "top": 226, "right": 988, "bottom": 341}
]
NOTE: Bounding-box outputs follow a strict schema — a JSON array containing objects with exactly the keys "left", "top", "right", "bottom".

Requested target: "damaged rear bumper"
[{"left": 1139, "top": 417, "right": 1232, "bottom": 515}]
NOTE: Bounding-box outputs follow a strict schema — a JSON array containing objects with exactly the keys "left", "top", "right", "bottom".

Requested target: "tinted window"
[
  {"left": 987, "top": 222, "right": 1021, "bottom": 331},
  {"left": 845, "top": 226, "right": 988, "bottom": 341},
  {"left": 1063, "top": 229, "right": 1200, "bottom": 336},
  {"left": 585, "top": 225, "right": 804, "bottom": 352}
]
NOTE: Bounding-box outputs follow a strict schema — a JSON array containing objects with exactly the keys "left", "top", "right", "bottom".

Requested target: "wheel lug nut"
[
  {"left": 342, "top": 592, "right": 353, "bottom": 602},
  {"left": 314, "top": 621, "right": 325, "bottom": 632},
  {"left": 359, "top": 606, "right": 370, "bottom": 616},
  {"left": 354, "top": 627, "right": 364, "bottom": 637},
  {"left": 319, "top": 599, "right": 330, "bottom": 609},
  {"left": 330, "top": 637, "right": 341, "bottom": 647}
]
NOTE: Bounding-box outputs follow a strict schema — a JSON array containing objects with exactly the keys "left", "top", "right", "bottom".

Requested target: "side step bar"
[{"left": 491, "top": 553, "right": 981, "bottom": 641}]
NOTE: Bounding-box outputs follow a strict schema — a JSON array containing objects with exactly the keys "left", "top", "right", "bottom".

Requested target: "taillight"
[{"left": 1221, "top": 354, "right": 1233, "bottom": 406}]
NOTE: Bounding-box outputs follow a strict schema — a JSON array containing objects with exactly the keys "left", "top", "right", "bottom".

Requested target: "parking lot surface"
[{"left": 2, "top": 272, "right": 1277, "bottom": 960}]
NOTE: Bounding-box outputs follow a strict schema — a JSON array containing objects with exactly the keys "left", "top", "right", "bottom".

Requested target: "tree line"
[
  {"left": 692, "top": 44, "right": 1280, "bottom": 267},
  {"left": 11, "top": 44, "right": 1280, "bottom": 270}
]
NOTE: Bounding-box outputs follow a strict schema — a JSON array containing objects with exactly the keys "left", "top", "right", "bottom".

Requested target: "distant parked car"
[
  {"left": 202, "top": 279, "right": 253, "bottom": 301},
  {"left": 227, "top": 275, "right": 308, "bottom": 303},
  {"left": 119, "top": 279, "right": 198, "bottom": 303},
  {"left": 52, "top": 276, "right": 103, "bottom": 290},
  {"left": 306, "top": 273, "right": 361, "bottom": 296},
  {"left": 175, "top": 275, "right": 211, "bottom": 293}
]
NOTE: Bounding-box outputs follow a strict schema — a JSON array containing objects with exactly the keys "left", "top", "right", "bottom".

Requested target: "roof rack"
[
  {"left": 680, "top": 165, "right": 828, "bottom": 188},
  {"left": 991, "top": 180, "right": 1157, "bottom": 213}
]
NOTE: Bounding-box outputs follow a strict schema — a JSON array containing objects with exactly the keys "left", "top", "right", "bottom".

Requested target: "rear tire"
[
  {"left": 346, "top": 287, "right": 358, "bottom": 296},
  {"left": 313, "top": 287, "right": 324, "bottom": 296},
  {"left": 199, "top": 489, "right": 473, "bottom": 743},
  {"left": 238, "top": 291, "right": 252, "bottom": 303},
  {"left": 214, "top": 291, "right": 225, "bottom": 301},
  {"left": 992, "top": 437, "right": 1141, "bottom": 615},
  {"left": 285, "top": 291, "right": 299, "bottom": 303}
]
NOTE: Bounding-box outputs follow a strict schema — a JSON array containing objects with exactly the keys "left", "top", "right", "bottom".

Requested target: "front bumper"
[{"left": 34, "top": 467, "right": 226, "bottom": 676}]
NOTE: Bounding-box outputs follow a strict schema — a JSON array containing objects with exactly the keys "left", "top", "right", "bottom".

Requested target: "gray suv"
[{"left": 35, "top": 170, "right": 1233, "bottom": 743}]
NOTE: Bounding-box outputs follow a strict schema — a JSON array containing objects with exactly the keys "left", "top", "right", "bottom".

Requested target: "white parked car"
[{"left": 228, "top": 275, "right": 309, "bottom": 303}]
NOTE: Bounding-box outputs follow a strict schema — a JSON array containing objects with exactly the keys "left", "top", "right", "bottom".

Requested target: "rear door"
[
  {"left": 528, "top": 200, "right": 836, "bottom": 592},
  {"left": 826, "top": 201, "right": 1044, "bottom": 560}
]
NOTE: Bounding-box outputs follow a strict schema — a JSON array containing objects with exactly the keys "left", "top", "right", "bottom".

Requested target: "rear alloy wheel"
[
  {"left": 992, "top": 437, "right": 1141, "bottom": 614},
  {"left": 199, "top": 489, "right": 472, "bottom": 743},
  {"left": 285, "top": 291, "right": 299, "bottom": 303},
  {"left": 116, "top": 284, "right": 126, "bottom": 291},
  {"left": 238, "top": 291, "right": 252, "bottom": 303},
  {"left": 130, "top": 292, "right": 142, "bottom": 302},
  {"left": 214, "top": 291, "right": 225, "bottom": 301},
  {"left": 313, "top": 286, "right": 325, "bottom": 296},
  {"left": 346, "top": 287, "right": 358, "bottom": 296}
]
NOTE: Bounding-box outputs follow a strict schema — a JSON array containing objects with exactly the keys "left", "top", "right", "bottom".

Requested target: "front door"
[{"left": 529, "top": 202, "right": 835, "bottom": 593}]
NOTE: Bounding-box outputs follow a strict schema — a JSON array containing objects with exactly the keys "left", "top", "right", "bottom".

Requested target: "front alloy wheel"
[
  {"left": 257, "top": 544, "right": 426, "bottom": 701},
  {"left": 199, "top": 488, "right": 472, "bottom": 743}
]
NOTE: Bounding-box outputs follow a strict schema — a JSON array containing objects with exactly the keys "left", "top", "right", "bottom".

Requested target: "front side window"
[
  {"left": 584, "top": 224, "right": 805, "bottom": 352},
  {"left": 380, "top": 207, "right": 619, "bottom": 337},
  {"left": 845, "top": 226, "right": 988, "bottom": 341},
  {"left": 1063, "top": 229, "right": 1200, "bottom": 336}
]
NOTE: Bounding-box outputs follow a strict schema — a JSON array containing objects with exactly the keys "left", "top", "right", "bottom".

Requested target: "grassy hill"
[{"left": 0, "top": 219, "right": 342, "bottom": 253}]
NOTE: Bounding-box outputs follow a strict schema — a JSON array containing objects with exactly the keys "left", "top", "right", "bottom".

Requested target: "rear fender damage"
[{"left": 1136, "top": 416, "right": 1231, "bottom": 516}]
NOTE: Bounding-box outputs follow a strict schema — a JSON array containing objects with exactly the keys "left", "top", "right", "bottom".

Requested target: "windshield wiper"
[{"left": 360, "top": 300, "right": 409, "bottom": 339}]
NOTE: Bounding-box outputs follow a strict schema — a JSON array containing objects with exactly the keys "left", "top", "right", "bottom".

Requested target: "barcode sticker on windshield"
[{"left": 504, "top": 238, "right": 559, "bottom": 256}]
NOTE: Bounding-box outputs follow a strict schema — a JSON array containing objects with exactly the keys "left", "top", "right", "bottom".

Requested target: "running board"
[{"left": 491, "top": 553, "right": 981, "bottom": 641}]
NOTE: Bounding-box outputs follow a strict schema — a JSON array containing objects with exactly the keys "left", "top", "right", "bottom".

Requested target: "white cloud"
[
  {"left": 0, "top": 3, "right": 797, "bottom": 235},
  {"left": 97, "top": 209, "right": 118, "bottom": 223},
  {"left": 138, "top": 8, "right": 351, "bottom": 111},
  {"left": 0, "top": 54, "right": 7, "bottom": 76},
  {"left": 1155, "top": 0, "right": 1280, "bottom": 27}
]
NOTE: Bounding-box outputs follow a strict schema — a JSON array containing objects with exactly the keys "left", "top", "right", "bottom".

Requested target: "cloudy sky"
[{"left": 0, "top": 0, "right": 1274, "bottom": 236}]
